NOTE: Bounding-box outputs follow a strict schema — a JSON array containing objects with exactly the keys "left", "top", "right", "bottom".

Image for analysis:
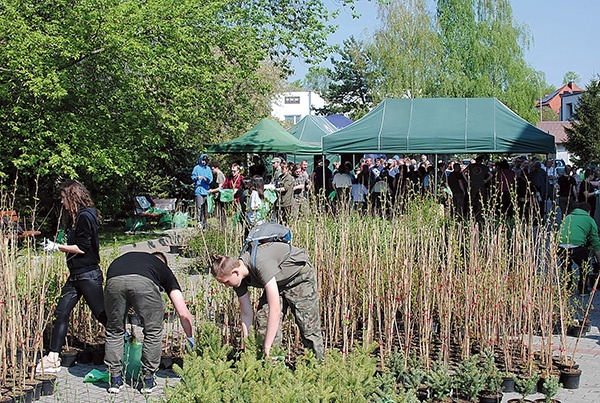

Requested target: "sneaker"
[
  {"left": 35, "top": 355, "right": 62, "bottom": 374},
  {"left": 141, "top": 377, "right": 157, "bottom": 394},
  {"left": 108, "top": 375, "right": 124, "bottom": 394}
]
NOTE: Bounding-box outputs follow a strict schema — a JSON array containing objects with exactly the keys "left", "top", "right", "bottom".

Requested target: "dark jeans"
[
  {"left": 50, "top": 268, "right": 107, "bottom": 352},
  {"left": 558, "top": 246, "right": 590, "bottom": 293},
  {"left": 104, "top": 275, "right": 165, "bottom": 379}
]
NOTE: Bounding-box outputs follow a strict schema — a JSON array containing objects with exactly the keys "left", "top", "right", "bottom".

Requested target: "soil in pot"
[
  {"left": 559, "top": 368, "right": 582, "bottom": 389},
  {"left": 35, "top": 375, "right": 56, "bottom": 396},
  {"left": 478, "top": 391, "right": 502, "bottom": 403},
  {"left": 0, "top": 395, "right": 13, "bottom": 403},
  {"left": 61, "top": 348, "right": 78, "bottom": 367},
  {"left": 533, "top": 399, "right": 562, "bottom": 403}
]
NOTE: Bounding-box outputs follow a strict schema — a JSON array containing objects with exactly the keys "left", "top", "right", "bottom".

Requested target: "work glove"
[
  {"left": 186, "top": 337, "right": 196, "bottom": 351},
  {"left": 42, "top": 238, "right": 60, "bottom": 253}
]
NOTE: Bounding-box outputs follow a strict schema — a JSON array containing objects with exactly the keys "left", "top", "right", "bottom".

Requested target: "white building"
[{"left": 271, "top": 91, "right": 325, "bottom": 124}]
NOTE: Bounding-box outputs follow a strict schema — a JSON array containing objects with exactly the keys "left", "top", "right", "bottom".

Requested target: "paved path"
[
  {"left": 36, "top": 233, "right": 600, "bottom": 402},
  {"left": 39, "top": 233, "right": 195, "bottom": 403}
]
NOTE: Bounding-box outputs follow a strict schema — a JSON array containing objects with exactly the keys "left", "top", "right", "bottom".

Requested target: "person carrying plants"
[
  {"left": 103, "top": 251, "right": 194, "bottom": 394},
  {"left": 558, "top": 201, "right": 600, "bottom": 295},
  {"left": 210, "top": 240, "right": 324, "bottom": 360},
  {"left": 191, "top": 153, "right": 213, "bottom": 229},
  {"left": 37, "top": 180, "right": 107, "bottom": 374}
]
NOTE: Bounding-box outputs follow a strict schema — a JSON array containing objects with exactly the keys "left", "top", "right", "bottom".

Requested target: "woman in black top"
[{"left": 36, "top": 180, "right": 107, "bottom": 374}]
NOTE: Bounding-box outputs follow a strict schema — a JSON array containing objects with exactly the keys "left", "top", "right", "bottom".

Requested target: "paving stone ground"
[{"left": 35, "top": 233, "right": 600, "bottom": 402}]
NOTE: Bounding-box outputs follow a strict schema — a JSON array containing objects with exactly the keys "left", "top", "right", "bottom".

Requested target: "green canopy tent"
[
  {"left": 289, "top": 115, "right": 338, "bottom": 144},
  {"left": 322, "top": 98, "right": 556, "bottom": 155},
  {"left": 208, "top": 118, "right": 322, "bottom": 154},
  {"left": 287, "top": 115, "right": 339, "bottom": 172}
]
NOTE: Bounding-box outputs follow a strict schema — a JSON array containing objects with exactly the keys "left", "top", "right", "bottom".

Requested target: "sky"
[{"left": 291, "top": 0, "right": 600, "bottom": 89}]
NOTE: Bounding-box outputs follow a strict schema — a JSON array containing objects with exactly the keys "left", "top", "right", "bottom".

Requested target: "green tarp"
[
  {"left": 289, "top": 115, "right": 338, "bottom": 145},
  {"left": 208, "top": 118, "right": 322, "bottom": 154},
  {"left": 322, "top": 98, "right": 556, "bottom": 155}
]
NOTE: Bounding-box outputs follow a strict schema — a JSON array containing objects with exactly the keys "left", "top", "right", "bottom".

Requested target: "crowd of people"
[{"left": 194, "top": 152, "right": 600, "bottom": 226}]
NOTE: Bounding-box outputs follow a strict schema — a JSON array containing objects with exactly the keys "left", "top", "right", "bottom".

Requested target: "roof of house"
[
  {"left": 537, "top": 82, "right": 584, "bottom": 108},
  {"left": 537, "top": 121, "right": 572, "bottom": 144}
]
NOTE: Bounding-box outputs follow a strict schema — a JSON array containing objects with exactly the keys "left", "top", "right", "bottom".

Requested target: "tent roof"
[
  {"left": 289, "top": 115, "right": 338, "bottom": 144},
  {"left": 322, "top": 98, "right": 556, "bottom": 155},
  {"left": 325, "top": 114, "right": 353, "bottom": 129},
  {"left": 208, "top": 118, "right": 322, "bottom": 154}
]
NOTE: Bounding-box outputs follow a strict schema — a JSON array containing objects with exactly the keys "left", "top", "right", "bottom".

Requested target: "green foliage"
[
  {"left": 539, "top": 375, "right": 561, "bottom": 402},
  {"left": 565, "top": 77, "right": 600, "bottom": 167},
  {"left": 0, "top": 0, "right": 340, "bottom": 220},
  {"left": 514, "top": 375, "right": 538, "bottom": 401},
  {"left": 400, "top": 354, "right": 426, "bottom": 391},
  {"left": 480, "top": 348, "right": 503, "bottom": 393},
  {"left": 563, "top": 71, "right": 581, "bottom": 86},
  {"left": 167, "top": 340, "right": 405, "bottom": 402},
  {"left": 368, "top": 0, "right": 543, "bottom": 123},
  {"left": 425, "top": 362, "right": 454, "bottom": 400},
  {"left": 454, "top": 354, "right": 485, "bottom": 401},
  {"left": 314, "top": 36, "right": 375, "bottom": 120}
]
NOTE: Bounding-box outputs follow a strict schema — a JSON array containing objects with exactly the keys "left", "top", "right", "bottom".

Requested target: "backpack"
[{"left": 240, "top": 222, "right": 292, "bottom": 268}]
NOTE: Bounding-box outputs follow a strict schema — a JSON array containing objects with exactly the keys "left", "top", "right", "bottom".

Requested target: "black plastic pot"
[
  {"left": 77, "top": 349, "right": 92, "bottom": 364},
  {"left": 478, "top": 391, "right": 502, "bottom": 403},
  {"left": 501, "top": 377, "right": 515, "bottom": 393},
  {"left": 35, "top": 375, "right": 56, "bottom": 396},
  {"left": 61, "top": 349, "right": 78, "bottom": 367},
  {"left": 559, "top": 368, "right": 582, "bottom": 389},
  {"left": 24, "top": 380, "right": 41, "bottom": 401},
  {"left": 91, "top": 345, "right": 106, "bottom": 365},
  {"left": 160, "top": 354, "right": 173, "bottom": 370}
]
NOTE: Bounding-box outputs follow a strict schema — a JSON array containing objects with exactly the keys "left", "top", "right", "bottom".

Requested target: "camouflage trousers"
[{"left": 255, "top": 264, "right": 324, "bottom": 359}]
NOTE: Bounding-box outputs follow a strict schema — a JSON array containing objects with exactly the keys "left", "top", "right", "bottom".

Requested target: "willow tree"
[
  {"left": 368, "top": 0, "right": 441, "bottom": 99},
  {"left": 368, "top": 0, "right": 544, "bottom": 123}
]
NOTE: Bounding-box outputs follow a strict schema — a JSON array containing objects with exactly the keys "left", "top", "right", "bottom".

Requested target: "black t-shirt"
[
  {"left": 107, "top": 252, "right": 181, "bottom": 293},
  {"left": 66, "top": 207, "right": 100, "bottom": 272},
  {"left": 558, "top": 175, "right": 576, "bottom": 198}
]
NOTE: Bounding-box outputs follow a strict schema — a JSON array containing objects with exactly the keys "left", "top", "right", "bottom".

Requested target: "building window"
[
  {"left": 284, "top": 96, "right": 300, "bottom": 104},
  {"left": 284, "top": 115, "right": 301, "bottom": 124}
]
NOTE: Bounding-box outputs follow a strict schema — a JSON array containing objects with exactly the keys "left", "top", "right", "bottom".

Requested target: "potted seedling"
[
  {"left": 535, "top": 374, "right": 561, "bottom": 403},
  {"left": 454, "top": 355, "right": 486, "bottom": 402},
  {"left": 509, "top": 374, "right": 538, "bottom": 403},
  {"left": 478, "top": 350, "right": 503, "bottom": 403},
  {"left": 424, "top": 362, "right": 453, "bottom": 402}
]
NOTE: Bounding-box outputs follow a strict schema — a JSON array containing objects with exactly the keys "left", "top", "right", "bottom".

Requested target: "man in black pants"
[{"left": 103, "top": 252, "right": 194, "bottom": 394}]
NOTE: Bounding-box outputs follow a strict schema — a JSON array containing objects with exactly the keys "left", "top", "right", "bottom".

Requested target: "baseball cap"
[{"left": 271, "top": 157, "right": 282, "bottom": 164}]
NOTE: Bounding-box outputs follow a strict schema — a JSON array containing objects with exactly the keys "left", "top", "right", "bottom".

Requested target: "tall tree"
[
  {"left": 367, "top": 0, "right": 544, "bottom": 123},
  {"left": 369, "top": 0, "right": 441, "bottom": 99},
  {"left": 0, "top": 0, "right": 338, "bottom": 219},
  {"left": 563, "top": 71, "right": 581, "bottom": 85},
  {"left": 564, "top": 77, "right": 600, "bottom": 167},
  {"left": 314, "top": 36, "right": 375, "bottom": 120}
]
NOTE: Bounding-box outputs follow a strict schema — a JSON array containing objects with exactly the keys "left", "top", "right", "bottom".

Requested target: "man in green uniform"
[
  {"left": 211, "top": 242, "right": 324, "bottom": 359},
  {"left": 558, "top": 202, "right": 600, "bottom": 295}
]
